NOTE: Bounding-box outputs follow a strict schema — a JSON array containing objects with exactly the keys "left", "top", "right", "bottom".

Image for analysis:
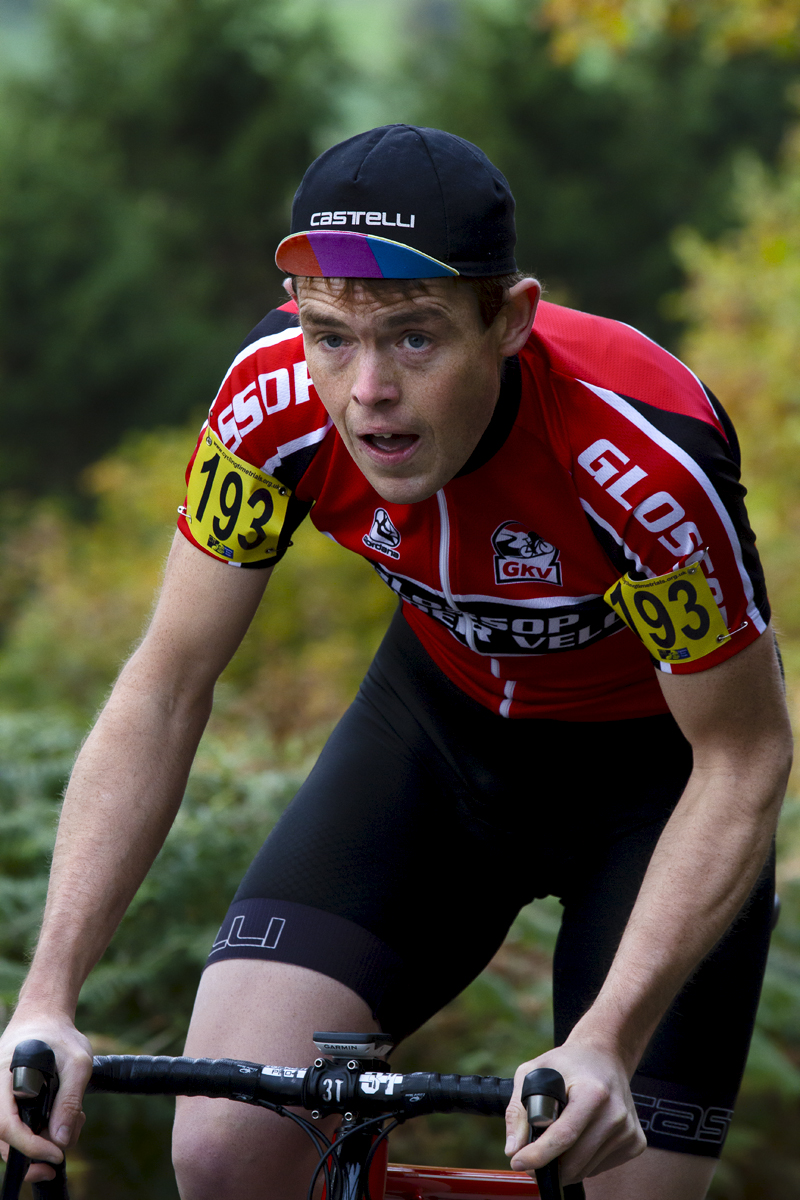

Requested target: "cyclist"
[{"left": 0, "top": 125, "right": 791, "bottom": 1200}]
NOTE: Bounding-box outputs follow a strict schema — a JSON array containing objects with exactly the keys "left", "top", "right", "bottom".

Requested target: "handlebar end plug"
[
  {"left": 10, "top": 1040, "right": 57, "bottom": 1077},
  {"left": 521, "top": 1068, "right": 568, "bottom": 1135},
  {"left": 11, "top": 1067, "right": 47, "bottom": 1100},
  {"left": 8, "top": 1040, "right": 59, "bottom": 1135}
]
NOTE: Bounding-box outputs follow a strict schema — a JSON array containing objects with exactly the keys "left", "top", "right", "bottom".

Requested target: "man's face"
[{"left": 297, "top": 279, "right": 510, "bottom": 505}]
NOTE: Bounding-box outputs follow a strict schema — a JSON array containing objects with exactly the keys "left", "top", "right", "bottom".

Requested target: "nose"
[{"left": 351, "top": 349, "right": 400, "bottom": 407}]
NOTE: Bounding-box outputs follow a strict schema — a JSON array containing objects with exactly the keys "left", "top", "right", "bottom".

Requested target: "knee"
[
  {"left": 172, "top": 1097, "right": 313, "bottom": 1200},
  {"left": 172, "top": 1114, "right": 234, "bottom": 1200}
]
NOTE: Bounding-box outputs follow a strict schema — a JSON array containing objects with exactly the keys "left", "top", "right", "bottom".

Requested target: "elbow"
[
  {"left": 752, "top": 727, "right": 793, "bottom": 819},
  {"left": 775, "top": 731, "right": 794, "bottom": 799},
  {"left": 111, "top": 642, "right": 217, "bottom": 726},
  {"left": 693, "top": 724, "right": 793, "bottom": 823},
  {"left": 769, "top": 708, "right": 794, "bottom": 786}
]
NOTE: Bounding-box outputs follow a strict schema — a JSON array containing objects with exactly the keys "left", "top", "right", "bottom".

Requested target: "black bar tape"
[
  {"left": 88, "top": 1057, "right": 514, "bottom": 1118},
  {"left": 397, "top": 1073, "right": 513, "bottom": 1117},
  {"left": 88, "top": 1056, "right": 304, "bottom": 1106}
]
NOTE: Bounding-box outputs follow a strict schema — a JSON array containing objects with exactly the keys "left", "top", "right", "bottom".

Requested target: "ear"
[
  {"left": 497, "top": 278, "right": 541, "bottom": 356},
  {"left": 283, "top": 276, "right": 296, "bottom": 299}
]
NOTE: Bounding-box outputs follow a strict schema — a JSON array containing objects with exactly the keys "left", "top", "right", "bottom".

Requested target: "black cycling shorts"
[{"left": 206, "top": 607, "right": 774, "bottom": 1159}]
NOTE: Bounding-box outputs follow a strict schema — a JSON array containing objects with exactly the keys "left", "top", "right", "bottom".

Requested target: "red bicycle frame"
[
  {"left": 320, "top": 1126, "right": 541, "bottom": 1200},
  {"left": 386, "top": 1164, "right": 539, "bottom": 1200}
]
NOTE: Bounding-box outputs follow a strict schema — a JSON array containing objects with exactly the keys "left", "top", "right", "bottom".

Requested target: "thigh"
[
  {"left": 183, "top": 957, "right": 376, "bottom": 1061},
  {"left": 211, "top": 677, "right": 530, "bottom": 1039},
  {"left": 173, "top": 960, "right": 375, "bottom": 1200},
  {"left": 585, "top": 1146, "right": 716, "bottom": 1200}
]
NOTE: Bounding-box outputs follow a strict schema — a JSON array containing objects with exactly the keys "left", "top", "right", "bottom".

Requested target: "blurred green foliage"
[
  {"left": 413, "top": 0, "right": 799, "bottom": 345},
  {"left": 0, "top": 0, "right": 340, "bottom": 495},
  {"left": 0, "top": 709, "right": 311, "bottom": 1196},
  {"left": 0, "top": 421, "right": 398, "bottom": 741},
  {"left": 677, "top": 125, "right": 800, "bottom": 689},
  {"left": 536, "top": 0, "right": 800, "bottom": 63}
]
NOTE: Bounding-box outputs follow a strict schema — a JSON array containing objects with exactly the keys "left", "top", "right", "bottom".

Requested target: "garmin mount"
[{"left": 313, "top": 1031, "right": 394, "bottom": 1070}]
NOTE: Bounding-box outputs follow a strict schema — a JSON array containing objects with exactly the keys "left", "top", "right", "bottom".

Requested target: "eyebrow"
[
  {"left": 299, "top": 304, "right": 455, "bottom": 332},
  {"left": 299, "top": 310, "right": 351, "bottom": 331}
]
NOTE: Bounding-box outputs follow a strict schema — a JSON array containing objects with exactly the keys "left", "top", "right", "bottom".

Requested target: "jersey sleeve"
[
  {"left": 177, "top": 302, "right": 320, "bottom": 568},
  {"left": 569, "top": 378, "right": 769, "bottom": 674}
]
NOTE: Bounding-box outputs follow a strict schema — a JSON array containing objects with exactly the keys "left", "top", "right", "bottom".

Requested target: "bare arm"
[
  {"left": 0, "top": 533, "right": 271, "bottom": 1166},
  {"left": 506, "top": 626, "right": 793, "bottom": 1182}
]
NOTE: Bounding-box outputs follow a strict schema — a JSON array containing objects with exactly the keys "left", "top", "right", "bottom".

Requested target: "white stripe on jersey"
[
  {"left": 453, "top": 590, "right": 602, "bottom": 609},
  {"left": 500, "top": 679, "right": 516, "bottom": 718},
  {"left": 577, "top": 380, "right": 766, "bottom": 633},
  {"left": 210, "top": 325, "right": 303, "bottom": 410},
  {"left": 579, "top": 500, "right": 655, "bottom": 579},
  {"left": 262, "top": 420, "right": 333, "bottom": 475}
]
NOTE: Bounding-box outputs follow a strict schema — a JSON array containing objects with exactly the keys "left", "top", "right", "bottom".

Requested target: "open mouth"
[{"left": 362, "top": 433, "right": 418, "bottom": 454}]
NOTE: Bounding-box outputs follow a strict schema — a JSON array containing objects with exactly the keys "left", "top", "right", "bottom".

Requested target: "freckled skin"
[{"left": 296, "top": 278, "right": 539, "bottom": 506}]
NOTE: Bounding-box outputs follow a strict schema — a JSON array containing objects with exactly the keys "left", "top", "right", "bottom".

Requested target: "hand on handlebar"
[
  {"left": 504, "top": 1044, "right": 646, "bottom": 1187},
  {"left": 0, "top": 1015, "right": 92, "bottom": 1184}
]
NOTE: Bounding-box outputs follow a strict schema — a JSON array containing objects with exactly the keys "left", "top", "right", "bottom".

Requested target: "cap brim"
[{"left": 275, "top": 231, "right": 459, "bottom": 279}]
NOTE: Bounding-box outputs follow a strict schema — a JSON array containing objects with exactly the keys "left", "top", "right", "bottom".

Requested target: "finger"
[
  {"left": 68, "top": 1110, "right": 86, "bottom": 1147},
  {"left": 0, "top": 1115, "right": 64, "bottom": 1166},
  {"left": 0, "top": 1143, "right": 58, "bottom": 1185},
  {"left": 556, "top": 1109, "right": 645, "bottom": 1184},
  {"left": 506, "top": 1059, "right": 546, "bottom": 1157},
  {"left": 576, "top": 1121, "right": 646, "bottom": 1182},
  {"left": 504, "top": 1096, "right": 530, "bottom": 1157},
  {"left": 47, "top": 1049, "right": 93, "bottom": 1149},
  {"left": 24, "top": 1160, "right": 58, "bottom": 1184},
  {"left": 509, "top": 1100, "right": 593, "bottom": 1173}
]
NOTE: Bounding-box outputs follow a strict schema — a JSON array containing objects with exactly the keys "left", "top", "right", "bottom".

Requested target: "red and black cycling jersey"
[{"left": 178, "top": 299, "right": 769, "bottom": 721}]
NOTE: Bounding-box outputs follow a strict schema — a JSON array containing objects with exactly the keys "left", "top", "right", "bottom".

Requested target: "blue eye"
[
  {"left": 323, "top": 335, "right": 345, "bottom": 349},
  {"left": 406, "top": 334, "right": 428, "bottom": 349}
]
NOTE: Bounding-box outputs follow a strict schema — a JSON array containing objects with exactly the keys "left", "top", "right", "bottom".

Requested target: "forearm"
[
  {"left": 17, "top": 649, "right": 213, "bottom": 1017},
  {"left": 569, "top": 751, "right": 787, "bottom": 1073}
]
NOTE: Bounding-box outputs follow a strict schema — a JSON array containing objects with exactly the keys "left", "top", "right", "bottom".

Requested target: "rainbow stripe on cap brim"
[{"left": 275, "top": 230, "right": 459, "bottom": 279}]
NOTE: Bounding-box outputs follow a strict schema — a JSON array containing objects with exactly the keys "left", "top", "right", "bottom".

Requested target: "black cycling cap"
[{"left": 275, "top": 124, "right": 517, "bottom": 280}]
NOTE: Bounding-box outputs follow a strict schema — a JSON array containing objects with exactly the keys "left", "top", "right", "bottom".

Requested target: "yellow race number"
[
  {"left": 184, "top": 427, "right": 291, "bottom": 565},
  {"left": 604, "top": 560, "right": 733, "bottom": 664}
]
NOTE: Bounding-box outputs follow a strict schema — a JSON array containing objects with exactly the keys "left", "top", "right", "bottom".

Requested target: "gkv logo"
[
  {"left": 492, "top": 521, "right": 562, "bottom": 586},
  {"left": 363, "top": 508, "right": 401, "bottom": 560}
]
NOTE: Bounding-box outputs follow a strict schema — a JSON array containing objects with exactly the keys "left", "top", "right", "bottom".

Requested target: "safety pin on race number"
[
  {"left": 682, "top": 551, "right": 747, "bottom": 645},
  {"left": 718, "top": 620, "right": 748, "bottom": 644}
]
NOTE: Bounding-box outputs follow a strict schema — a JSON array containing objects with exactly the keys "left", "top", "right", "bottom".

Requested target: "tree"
[
  {"left": 0, "top": 0, "right": 342, "bottom": 494},
  {"left": 538, "top": 0, "right": 800, "bottom": 62},
  {"left": 677, "top": 126, "right": 800, "bottom": 673},
  {"left": 0, "top": 421, "right": 397, "bottom": 732},
  {"left": 673, "top": 108, "right": 800, "bottom": 1200},
  {"left": 414, "top": 0, "right": 799, "bottom": 345}
]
